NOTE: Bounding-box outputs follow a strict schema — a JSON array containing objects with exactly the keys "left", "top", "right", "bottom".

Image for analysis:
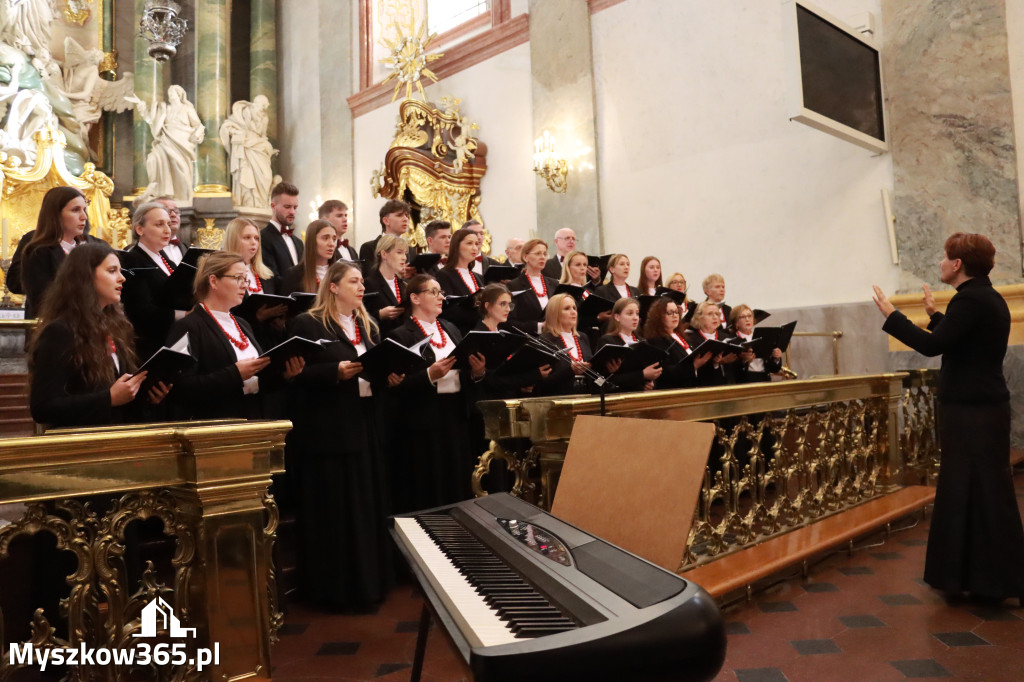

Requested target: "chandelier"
[{"left": 138, "top": 1, "right": 190, "bottom": 62}]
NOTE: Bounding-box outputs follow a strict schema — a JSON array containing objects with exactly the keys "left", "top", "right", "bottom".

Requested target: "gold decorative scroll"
[{"left": 374, "top": 98, "right": 489, "bottom": 251}]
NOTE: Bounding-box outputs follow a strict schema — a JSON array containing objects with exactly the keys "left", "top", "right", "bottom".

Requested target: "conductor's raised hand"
[
  {"left": 872, "top": 285, "right": 895, "bottom": 318},
  {"left": 110, "top": 372, "right": 147, "bottom": 406},
  {"left": 923, "top": 283, "right": 937, "bottom": 316}
]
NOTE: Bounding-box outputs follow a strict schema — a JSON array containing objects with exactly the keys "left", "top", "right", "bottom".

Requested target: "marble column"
[
  {"left": 133, "top": 0, "right": 168, "bottom": 194},
  {"left": 317, "top": 0, "right": 354, "bottom": 206},
  {"left": 251, "top": 0, "right": 278, "bottom": 155},
  {"left": 882, "top": 0, "right": 1023, "bottom": 290},
  {"left": 528, "top": 0, "right": 602, "bottom": 254},
  {"left": 195, "top": 0, "right": 230, "bottom": 193}
]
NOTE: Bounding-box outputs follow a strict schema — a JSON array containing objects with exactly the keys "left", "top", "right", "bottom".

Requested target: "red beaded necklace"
[
  {"left": 392, "top": 277, "right": 402, "bottom": 303},
  {"left": 412, "top": 316, "right": 446, "bottom": 348},
  {"left": 339, "top": 314, "right": 361, "bottom": 345},
  {"left": 671, "top": 332, "right": 690, "bottom": 350},
  {"left": 529, "top": 274, "right": 548, "bottom": 298},
  {"left": 247, "top": 272, "right": 263, "bottom": 293},
  {"left": 159, "top": 253, "right": 175, "bottom": 274},
  {"left": 107, "top": 335, "right": 117, "bottom": 355},
  {"left": 458, "top": 268, "right": 480, "bottom": 293},
  {"left": 202, "top": 303, "right": 251, "bottom": 351},
  {"left": 561, "top": 332, "right": 583, "bottom": 361}
]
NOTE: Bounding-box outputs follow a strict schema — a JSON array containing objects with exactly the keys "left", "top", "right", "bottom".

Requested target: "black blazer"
[
  {"left": 260, "top": 223, "right": 303, "bottom": 277},
  {"left": 506, "top": 273, "right": 559, "bottom": 333},
  {"left": 121, "top": 245, "right": 177, "bottom": 360},
  {"left": 287, "top": 312, "right": 378, "bottom": 452},
  {"left": 386, "top": 317, "right": 467, "bottom": 426},
  {"left": 364, "top": 268, "right": 407, "bottom": 337},
  {"left": 683, "top": 328, "right": 735, "bottom": 386},
  {"left": 883, "top": 276, "right": 1010, "bottom": 404},
  {"left": 166, "top": 305, "right": 266, "bottom": 420},
  {"left": 436, "top": 267, "right": 482, "bottom": 297},
  {"left": 21, "top": 244, "right": 65, "bottom": 320},
  {"left": 542, "top": 255, "right": 563, "bottom": 280},
  {"left": 358, "top": 235, "right": 383, "bottom": 265},
  {"left": 29, "top": 320, "right": 138, "bottom": 428},
  {"left": 336, "top": 242, "right": 358, "bottom": 262},
  {"left": 594, "top": 333, "right": 649, "bottom": 393},
  {"left": 9, "top": 231, "right": 102, "bottom": 299},
  {"left": 593, "top": 282, "right": 641, "bottom": 302},
  {"left": 647, "top": 334, "right": 700, "bottom": 390},
  {"left": 727, "top": 333, "right": 783, "bottom": 384},
  {"left": 465, "top": 321, "right": 544, "bottom": 402},
  {"left": 234, "top": 274, "right": 284, "bottom": 351},
  {"left": 536, "top": 331, "right": 592, "bottom": 396}
]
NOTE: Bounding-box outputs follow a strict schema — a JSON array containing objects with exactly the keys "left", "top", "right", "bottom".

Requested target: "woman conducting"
[
  {"left": 873, "top": 232, "right": 1024, "bottom": 604},
  {"left": 286, "top": 261, "right": 392, "bottom": 610}
]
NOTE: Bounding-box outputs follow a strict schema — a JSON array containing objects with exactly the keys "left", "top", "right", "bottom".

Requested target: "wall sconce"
[
  {"left": 533, "top": 131, "right": 568, "bottom": 194},
  {"left": 138, "top": 1, "right": 190, "bottom": 62}
]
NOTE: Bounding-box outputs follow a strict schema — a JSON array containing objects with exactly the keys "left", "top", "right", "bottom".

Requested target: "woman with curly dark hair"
[{"left": 29, "top": 242, "right": 167, "bottom": 428}]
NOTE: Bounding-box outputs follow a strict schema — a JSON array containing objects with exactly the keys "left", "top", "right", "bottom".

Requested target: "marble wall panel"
[{"left": 882, "top": 0, "right": 1024, "bottom": 291}]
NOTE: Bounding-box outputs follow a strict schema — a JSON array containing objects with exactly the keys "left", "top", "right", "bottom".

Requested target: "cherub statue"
[
  {"left": 128, "top": 85, "right": 205, "bottom": 203},
  {"left": 61, "top": 37, "right": 135, "bottom": 146},
  {"left": 218, "top": 95, "right": 277, "bottom": 208}
]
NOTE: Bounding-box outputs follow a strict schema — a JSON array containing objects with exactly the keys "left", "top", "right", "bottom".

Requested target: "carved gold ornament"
[
  {"left": 62, "top": 0, "right": 92, "bottom": 25},
  {"left": 379, "top": 17, "right": 443, "bottom": 102},
  {"left": 196, "top": 217, "right": 225, "bottom": 249}
]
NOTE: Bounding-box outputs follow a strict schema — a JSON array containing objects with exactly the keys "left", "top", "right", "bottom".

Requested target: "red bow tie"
[
  {"left": 338, "top": 238, "right": 349, "bottom": 248},
  {"left": 169, "top": 237, "right": 180, "bottom": 246},
  {"left": 281, "top": 226, "right": 294, "bottom": 237},
  {"left": 475, "top": 255, "right": 483, "bottom": 263},
  {"left": 440, "top": 255, "right": 448, "bottom": 265}
]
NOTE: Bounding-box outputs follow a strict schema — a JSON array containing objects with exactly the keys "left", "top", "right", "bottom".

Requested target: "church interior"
[{"left": 1, "top": 0, "right": 1024, "bottom": 680}]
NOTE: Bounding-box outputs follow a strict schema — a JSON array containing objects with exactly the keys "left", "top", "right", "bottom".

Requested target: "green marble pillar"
[
  {"left": 195, "top": 0, "right": 230, "bottom": 192},
  {"left": 250, "top": 0, "right": 278, "bottom": 153},
  {"left": 133, "top": 0, "right": 167, "bottom": 193}
]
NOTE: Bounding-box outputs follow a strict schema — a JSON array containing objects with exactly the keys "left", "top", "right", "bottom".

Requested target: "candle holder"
[{"left": 532, "top": 131, "right": 568, "bottom": 194}]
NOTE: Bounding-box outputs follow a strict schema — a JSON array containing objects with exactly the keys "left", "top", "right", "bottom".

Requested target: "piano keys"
[{"left": 391, "top": 493, "right": 726, "bottom": 682}]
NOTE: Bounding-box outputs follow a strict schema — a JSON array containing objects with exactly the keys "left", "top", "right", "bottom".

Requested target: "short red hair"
[{"left": 944, "top": 232, "right": 995, "bottom": 277}]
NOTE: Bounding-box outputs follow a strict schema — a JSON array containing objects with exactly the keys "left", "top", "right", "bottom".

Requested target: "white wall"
[
  {"left": 352, "top": 43, "right": 536, "bottom": 256},
  {"left": 591, "top": 0, "right": 898, "bottom": 308}
]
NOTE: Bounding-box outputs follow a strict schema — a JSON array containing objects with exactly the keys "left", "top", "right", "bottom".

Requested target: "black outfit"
[
  {"left": 542, "top": 255, "right": 563, "bottom": 280},
  {"left": 684, "top": 328, "right": 736, "bottom": 386},
  {"left": 594, "top": 333, "right": 650, "bottom": 393},
  {"left": 505, "top": 273, "right": 558, "bottom": 334},
  {"left": 165, "top": 305, "right": 267, "bottom": 420},
  {"left": 29, "top": 320, "right": 138, "bottom": 428},
  {"left": 17, "top": 235, "right": 104, "bottom": 318},
  {"left": 120, "top": 246, "right": 177, "bottom": 361},
  {"left": 233, "top": 273, "right": 286, "bottom": 352},
  {"left": 536, "top": 331, "right": 592, "bottom": 396},
  {"left": 646, "top": 334, "right": 700, "bottom": 390},
  {"left": 728, "top": 333, "right": 783, "bottom": 384},
  {"left": 593, "top": 282, "right": 641, "bottom": 302},
  {"left": 336, "top": 242, "right": 358, "bottom": 262},
  {"left": 437, "top": 267, "right": 483, "bottom": 334},
  {"left": 260, "top": 223, "right": 303, "bottom": 277},
  {"left": 363, "top": 269, "right": 407, "bottom": 337},
  {"left": 278, "top": 263, "right": 316, "bottom": 297},
  {"left": 882, "top": 275, "right": 1024, "bottom": 600},
  {"left": 384, "top": 318, "right": 472, "bottom": 513},
  {"left": 286, "top": 312, "right": 392, "bottom": 610},
  {"left": 358, "top": 235, "right": 383, "bottom": 264}
]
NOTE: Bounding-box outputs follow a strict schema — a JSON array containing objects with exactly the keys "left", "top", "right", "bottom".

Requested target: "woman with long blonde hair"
[
  {"left": 222, "top": 217, "right": 288, "bottom": 347},
  {"left": 537, "top": 292, "right": 592, "bottom": 396}
]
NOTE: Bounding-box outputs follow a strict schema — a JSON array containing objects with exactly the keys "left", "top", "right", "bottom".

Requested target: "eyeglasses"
[
  {"left": 496, "top": 301, "right": 516, "bottom": 310},
  {"left": 417, "top": 288, "right": 443, "bottom": 297},
  {"left": 665, "top": 310, "right": 681, "bottom": 317},
  {"left": 221, "top": 274, "right": 248, "bottom": 285}
]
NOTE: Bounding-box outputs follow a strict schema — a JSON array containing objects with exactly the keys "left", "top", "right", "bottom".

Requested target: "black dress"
[
  {"left": 506, "top": 273, "right": 558, "bottom": 334},
  {"left": 286, "top": 312, "right": 392, "bottom": 609},
  {"left": 593, "top": 282, "right": 641, "bottom": 302},
  {"left": 727, "top": 333, "right": 783, "bottom": 384},
  {"left": 882, "top": 275, "right": 1024, "bottom": 599},
  {"left": 121, "top": 246, "right": 177, "bottom": 361},
  {"left": 647, "top": 334, "right": 701, "bottom": 390},
  {"left": 385, "top": 318, "right": 472, "bottom": 513},
  {"left": 29, "top": 320, "right": 139, "bottom": 428},
  {"left": 363, "top": 268, "right": 407, "bottom": 337},
  {"left": 165, "top": 305, "right": 266, "bottom": 420}
]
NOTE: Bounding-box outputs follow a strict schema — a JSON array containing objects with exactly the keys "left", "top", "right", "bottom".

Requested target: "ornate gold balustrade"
[
  {"left": 474, "top": 370, "right": 940, "bottom": 571},
  {"left": 0, "top": 419, "right": 290, "bottom": 681}
]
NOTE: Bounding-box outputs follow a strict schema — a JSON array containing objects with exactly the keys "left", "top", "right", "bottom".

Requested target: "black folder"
[
  {"left": 654, "top": 287, "right": 689, "bottom": 306},
  {"left": 357, "top": 337, "right": 430, "bottom": 383},
  {"left": 410, "top": 252, "right": 443, "bottom": 272},
  {"left": 164, "top": 262, "right": 199, "bottom": 310},
  {"left": 258, "top": 336, "right": 329, "bottom": 374},
  {"left": 591, "top": 341, "right": 668, "bottom": 375},
  {"left": 181, "top": 247, "right": 215, "bottom": 268},
  {"left": 587, "top": 254, "right": 614, "bottom": 277},
  {"left": 232, "top": 293, "right": 292, "bottom": 320},
  {"left": 690, "top": 338, "right": 745, "bottom": 358},
  {"left": 554, "top": 283, "right": 587, "bottom": 300},
  {"left": 136, "top": 342, "right": 196, "bottom": 388},
  {"left": 483, "top": 264, "right": 522, "bottom": 283},
  {"left": 452, "top": 330, "right": 527, "bottom": 371},
  {"left": 288, "top": 292, "right": 317, "bottom": 316},
  {"left": 578, "top": 293, "right": 615, "bottom": 319},
  {"left": 753, "top": 321, "right": 797, "bottom": 352},
  {"left": 495, "top": 344, "right": 562, "bottom": 376}
]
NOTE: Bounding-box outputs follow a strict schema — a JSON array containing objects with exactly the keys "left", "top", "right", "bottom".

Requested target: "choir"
[{"left": 22, "top": 186, "right": 786, "bottom": 610}]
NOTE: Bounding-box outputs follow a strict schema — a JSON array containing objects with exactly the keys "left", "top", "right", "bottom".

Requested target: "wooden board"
[{"left": 551, "top": 415, "right": 716, "bottom": 572}]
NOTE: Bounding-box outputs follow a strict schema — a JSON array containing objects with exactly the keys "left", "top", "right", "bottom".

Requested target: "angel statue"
[
  {"left": 0, "top": 0, "right": 54, "bottom": 64},
  {"left": 128, "top": 85, "right": 205, "bottom": 203},
  {"left": 218, "top": 95, "right": 277, "bottom": 208},
  {"left": 61, "top": 37, "right": 135, "bottom": 147}
]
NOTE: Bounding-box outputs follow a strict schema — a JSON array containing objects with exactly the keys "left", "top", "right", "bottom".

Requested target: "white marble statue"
[
  {"left": 218, "top": 95, "right": 277, "bottom": 208},
  {"left": 129, "top": 85, "right": 205, "bottom": 203},
  {"left": 0, "top": 0, "right": 58, "bottom": 80},
  {"left": 61, "top": 37, "right": 135, "bottom": 146}
]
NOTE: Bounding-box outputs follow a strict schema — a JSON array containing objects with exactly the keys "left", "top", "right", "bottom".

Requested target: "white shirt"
[
  {"left": 470, "top": 258, "right": 484, "bottom": 276},
  {"left": 164, "top": 240, "right": 184, "bottom": 265},
  {"left": 559, "top": 332, "right": 582, "bottom": 361},
  {"left": 736, "top": 330, "right": 765, "bottom": 372},
  {"left": 619, "top": 332, "right": 637, "bottom": 346},
  {"left": 245, "top": 265, "right": 261, "bottom": 291},
  {"left": 137, "top": 241, "right": 173, "bottom": 275},
  {"left": 456, "top": 267, "right": 479, "bottom": 293},
  {"left": 60, "top": 239, "right": 76, "bottom": 255},
  {"left": 270, "top": 219, "right": 299, "bottom": 266},
  {"left": 338, "top": 313, "right": 372, "bottom": 398},
  {"left": 208, "top": 308, "right": 260, "bottom": 394},
  {"left": 418, "top": 318, "right": 461, "bottom": 394},
  {"left": 528, "top": 274, "right": 549, "bottom": 309},
  {"left": 615, "top": 283, "right": 630, "bottom": 299},
  {"left": 315, "top": 264, "right": 328, "bottom": 285}
]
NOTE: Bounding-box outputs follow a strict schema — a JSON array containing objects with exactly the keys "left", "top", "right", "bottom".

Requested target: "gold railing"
[
  {"left": 0, "top": 419, "right": 290, "bottom": 681},
  {"left": 474, "top": 370, "right": 940, "bottom": 571}
]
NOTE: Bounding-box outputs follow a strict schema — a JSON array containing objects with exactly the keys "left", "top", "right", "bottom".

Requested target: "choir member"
[
  {"left": 166, "top": 252, "right": 303, "bottom": 420},
  {"left": 18, "top": 186, "right": 96, "bottom": 319},
  {"left": 359, "top": 199, "right": 415, "bottom": 274},
  {"left": 154, "top": 195, "right": 187, "bottom": 265},
  {"left": 29, "top": 242, "right": 169, "bottom": 428},
  {"left": 437, "top": 227, "right": 483, "bottom": 296},
  {"left": 363, "top": 234, "right": 409, "bottom": 337},
  {"left": 286, "top": 260, "right": 392, "bottom": 610},
  {"left": 318, "top": 199, "right": 357, "bottom": 261},
  {"left": 558, "top": 250, "right": 597, "bottom": 291},
  {"left": 459, "top": 220, "right": 499, "bottom": 276},
  {"left": 637, "top": 256, "right": 663, "bottom": 295},
  {"left": 121, "top": 202, "right": 180, "bottom": 359},
  {"left": 543, "top": 227, "right": 577, "bottom": 279},
  {"left": 683, "top": 301, "right": 739, "bottom": 386},
  {"left": 384, "top": 274, "right": 474, "bottom": 512},
  {"left": 506, "top": 238, "right": 558, "bottom": 334},
  {"left": 642, "top": 297, "right": 712, "bottom": 390},
  {"left": 470, "top": 284, "right": 552, "bottom": 398},
  {"left": 222, "top": 217, "right": 287, "bottom": 348},
  {"left": 594, "top": 298, "right": 662, "bottom": 392},
  {"left": 537, "top": 293, "right": 593, "bottom": 396},
  {"left": 260, "top": 181, "right": 303, "bottom": 277},
  {"left": 666, "top": 271, "right": 697, "bottom": 321},
  {"left": 728, "top": 304, "right": 782, "bottom": 383},
  {"left": 702, "top": 273, "right": 731, "bottom": 328},
  {"left": 420, "top": 220, "right": 452, "bottom": 275},
  {"left": 594, "top": 254, "right": 641, "bottom": 301},
  {"left": 505, "top": 237, "right": 525, "bottom": 265},
  {"left": 279, "top": 220, "right": 338, "bottom": 295}
]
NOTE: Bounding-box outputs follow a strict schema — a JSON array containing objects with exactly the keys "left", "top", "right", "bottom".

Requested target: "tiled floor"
[{"left": 271, "top": 472, "right": 1024, "bottom": 681}]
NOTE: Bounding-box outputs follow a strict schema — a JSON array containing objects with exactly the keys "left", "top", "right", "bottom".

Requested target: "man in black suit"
[
  {"left": 416, "top": 220, "right": 451, "bottom": 276},
  {"left": 154, "top": 195, "right": 188, "bottom": 265},
  {"left": 260, "top": 181, "right": 303, "bottom": 276},
  {"left": 319, "top": 198, "right": 358, "bottom": 262},
  {"left": 459, "top": 220, "right": 499, "bottom": 277},
  {"left": 359, "top": 199, "right": 417, "bottom": 277},
  {"left": 542, "top": 227, "right": 601, "bottom": 282}
]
